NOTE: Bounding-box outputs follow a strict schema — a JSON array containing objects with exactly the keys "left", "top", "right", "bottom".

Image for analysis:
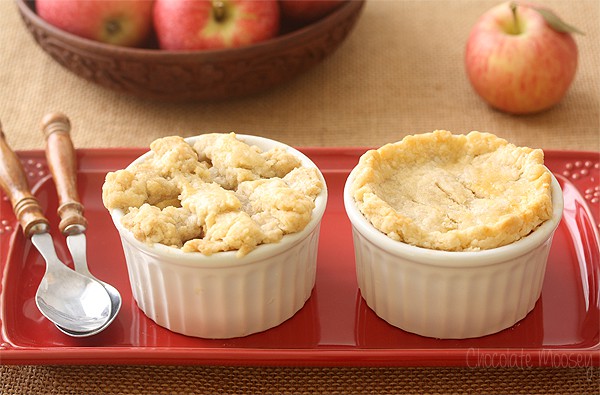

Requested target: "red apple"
[
  {"left": 153, "top": 0, "right": 280, "bottom": 50},
  {"left": 36, "top": 0, "right": 154, "bottom": 47},
  {"left": 280, "top": 0, "right": 344, "bottom": 24},
  {"left": 465, "top": 2, "right": 578, "bottom": 114}
]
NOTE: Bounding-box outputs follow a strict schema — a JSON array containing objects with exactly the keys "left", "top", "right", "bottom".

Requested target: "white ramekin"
[
  {"left": 344, "top": 167, "right": 563, "bottom": 339},
  {"left": 109, "top": 134, "right": 328, "bottom": 339}
]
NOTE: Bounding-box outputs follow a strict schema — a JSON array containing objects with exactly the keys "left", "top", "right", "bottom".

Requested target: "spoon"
[
  {"left": 54, "top": 229, "right": 122, "bottom": 337},
  {"left": 41, "top": 112, "right": 122, "bottom": 337},
  {"left": 32, "top": 230, "right": 113, "bottom": 333},
  {"left": 0, "top": 121, "right": 113, "bottom": 334}
]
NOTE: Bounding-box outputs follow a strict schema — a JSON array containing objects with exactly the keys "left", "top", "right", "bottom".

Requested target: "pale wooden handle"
[
  {"left": 41, "top": 112, "right": 87, "bottom": 234},
  {"left": 0, "top": 122, "right": 49, "bottom": 237}
]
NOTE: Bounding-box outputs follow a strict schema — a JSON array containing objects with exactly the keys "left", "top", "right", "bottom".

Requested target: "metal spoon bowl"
[
  {"left": 32, "top": 226, "right": 113, "bottom": 333},
  {"left": 54, "top": 232, "right": 122, "bottom": 337}
]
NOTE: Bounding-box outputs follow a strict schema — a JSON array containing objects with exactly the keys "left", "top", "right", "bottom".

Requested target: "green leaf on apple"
[{"left": 529, "top": 5, "right": 585, "bottom": 35}]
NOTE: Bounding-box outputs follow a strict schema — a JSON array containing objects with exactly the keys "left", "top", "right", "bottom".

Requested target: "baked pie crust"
[
  {"left": 351, "top": 130, "right": 553, "bottom": 251},
  {"left": 102, "top": 133, "right": 323, "bottom": 256}
]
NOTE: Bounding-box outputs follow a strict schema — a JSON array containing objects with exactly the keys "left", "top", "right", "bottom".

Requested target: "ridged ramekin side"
[
  {"left": 119, "top": 224, "right": 320, "bottom": 339},
  {"left": 352, "top": 226, "right": 556, "bottom": 339}
]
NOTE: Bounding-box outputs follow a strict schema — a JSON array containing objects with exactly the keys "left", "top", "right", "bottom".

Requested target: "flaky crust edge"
[{"left": 351, "top": 130, "right": 553, "bottom": 251}]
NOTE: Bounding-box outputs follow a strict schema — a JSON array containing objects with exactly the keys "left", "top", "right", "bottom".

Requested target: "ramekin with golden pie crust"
[
  {"left": 344, "top": 131, "right": 562, "bottom": 339},
  {"left": 103, "top": 133, "right": 327, "bottom": 339}
]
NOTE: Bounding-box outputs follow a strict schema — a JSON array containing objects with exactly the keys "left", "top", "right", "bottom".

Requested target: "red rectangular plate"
[{"left": 1, "top": 148, "right": 599, "bottom": 367}]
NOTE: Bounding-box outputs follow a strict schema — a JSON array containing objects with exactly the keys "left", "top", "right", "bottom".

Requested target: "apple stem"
[
  {"left": 105, "top": 20, "right": 121, "bottom": 36},
  {"left": 213, "top": 0, "right": 226, "bottom": 22},
  {"left": 509, "top": 2, "right": 521, "bottom": 35}
]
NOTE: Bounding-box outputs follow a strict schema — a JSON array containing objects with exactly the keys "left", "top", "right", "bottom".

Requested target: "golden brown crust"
[
  {"left": 102, "top": 133, "right": 323, "bottom": 256},
  {"left": 351, "top": 130, "right": 553, "bottom": 251}
]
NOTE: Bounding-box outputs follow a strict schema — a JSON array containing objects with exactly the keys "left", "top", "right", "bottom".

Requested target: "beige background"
[
  {"left": 1, "top": 0, "right": 599, "bottom": 393},
  {"left": 1, "top": 0, "right": 599, "bottom": 153}
]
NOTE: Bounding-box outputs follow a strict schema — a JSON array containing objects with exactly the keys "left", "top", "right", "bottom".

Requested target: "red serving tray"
[{"left": 0, "top": 148, "right": 598, "bottom": 367}]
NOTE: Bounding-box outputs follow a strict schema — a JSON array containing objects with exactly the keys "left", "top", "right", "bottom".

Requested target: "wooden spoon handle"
[
  {"left": 41, "top": 113, "right": 88, "bottom": 235},
  {"left": 0, "top": 121, "right": 49, "bottom": 237}
]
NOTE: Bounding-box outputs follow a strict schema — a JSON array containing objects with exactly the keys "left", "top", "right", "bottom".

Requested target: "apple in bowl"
[
  {"left": 465, "top": 1, "right": 579, "bottom": 114},
  {"left": 153, "top": 0, "right": 280, "bottom": 50},
  {"left": 36, "top": 0, "right": 154, "bottom": 47}
]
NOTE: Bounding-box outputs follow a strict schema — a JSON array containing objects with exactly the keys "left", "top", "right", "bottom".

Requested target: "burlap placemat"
[
  {"left": 1, "top": 0, "right": 599, "bottom": 393},
  {"left": 1, "top": 0, "right": 598, "bottom": 152},
  {"left": 1, "top": 365, "right": 598, "bottom": 394}
]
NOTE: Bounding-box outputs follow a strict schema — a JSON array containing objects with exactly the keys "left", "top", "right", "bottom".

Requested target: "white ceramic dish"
[
  {"left": 109, "top": 134, "right": 328, "bottom": 339},
  {"left": 344, "top": 166, "right": 563, "bottom": 339}
]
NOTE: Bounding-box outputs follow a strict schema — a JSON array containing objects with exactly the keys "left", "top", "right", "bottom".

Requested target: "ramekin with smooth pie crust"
[{"left": 344, "top": 131, "right": 563, "bottom": 339}]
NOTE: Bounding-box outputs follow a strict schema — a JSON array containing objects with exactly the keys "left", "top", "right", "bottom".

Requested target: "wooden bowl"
[{"left": 16, "top": 0, "right": 365, "bottom": 101}]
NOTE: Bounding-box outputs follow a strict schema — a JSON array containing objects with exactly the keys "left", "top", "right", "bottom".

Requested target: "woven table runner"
[
  {"left": 1, "top": 0, "right": 598, "bottom": 152},
  {"left": 1, "top": 366, "right": 599, "bottom": 394}
]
